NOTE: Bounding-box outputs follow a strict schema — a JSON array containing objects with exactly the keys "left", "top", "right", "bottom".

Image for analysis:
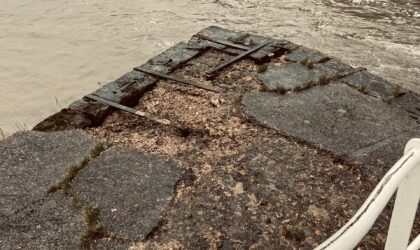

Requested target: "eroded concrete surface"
[
  {"left": 2, "top": 26, "right": 419, "bottom": 249},
  {"left": 242, "top": 84, "right": 419, "bottom": 160},
  {"left": 73, "top": 148, "right": 182, "bottom": 242},
  {"left": 0, "top": 131, "right": 181, "bottom": 249}
]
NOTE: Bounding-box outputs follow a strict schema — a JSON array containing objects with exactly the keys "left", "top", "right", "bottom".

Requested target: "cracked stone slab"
[
  {"left": 0, "top": 192, "right": 83, "bottom": 249},
  {"left": 242, "top": 84, "right": 419, "bottom": 161},
  {"left": 72, "top": 147, "right": 182, "bottom": 241},
  {"left": 0, "top": 130, "right": 99, "bottom": 220},
  {"left": 339, "top": 70, "right": 399, "bottom": 98},
  {"left": 286, "top": 47, "right": 329, "bottom": 63}
]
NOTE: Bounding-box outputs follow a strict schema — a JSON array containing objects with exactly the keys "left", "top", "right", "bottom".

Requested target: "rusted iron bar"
[
  {"left": 193, "top": 34, "right": 250, "bottom": 50},
  {"left": 86, "top": 94, "right": 172, "bottom": 126},
  {"left": 206, "top": 41, "right": 271, "bottom": 75},
  {"left": 134, "top": 67, "right": 223, "bottom": 93}
]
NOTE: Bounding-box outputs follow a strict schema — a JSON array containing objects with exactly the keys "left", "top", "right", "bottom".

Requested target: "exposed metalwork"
[
  {"left": 316, "top": 138, "right": 420, "bottom": 250},
  {"left": 206, "top": 41, "right": 271, "bottom": 75},
  {"left": 193, "top": 34, "right": 250, "bottom": 50},
  {"left": 86, "top": 94, "right": 172, "bottom": 126},
  {"left": 134, "top": 67, "right": 223, "bottom": 93}
]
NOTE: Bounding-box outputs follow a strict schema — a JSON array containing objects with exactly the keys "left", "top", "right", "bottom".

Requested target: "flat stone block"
[
  {"left": 242, "top": 84, "right": 419, "bottom": 158},
  {"left": 139, "top": 42, "right": 200, "bottom": 74},
  {"left": 340, "top": 70, "right": 399, "bottom": 98},
  {"left": 392, "top": 91, "right": 420, "bottom": 120},
  {"left": 114, "top": 70, "right": 151, "bottom": 86},
  {"left": 69, "top": 98, "right": 110, "bottom": 124},
  {"left": 258, "top": 62, "right": 323, "bottom": 91},
  {"left": 72, "top": 147, "right": 182, "bottom": 240},
  {"left": 0, "top": 192, "right": 83, "bottom": 249},
  {"left": 286, "top": 47, "right": 329, "bottom": 63},
  {"left": 33, "top": 108, "right": 93, "bottom": 131},
  {"left": 314, "top": 58, "right": 355, "bottom": 78},
  {"left": 0, "top": 130, "right": 98, "bottom": 220}
]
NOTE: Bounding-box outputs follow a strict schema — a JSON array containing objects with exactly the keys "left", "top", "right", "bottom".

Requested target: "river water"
[{"left": 1, "top": 0, "right": 419, "bottom": 135}]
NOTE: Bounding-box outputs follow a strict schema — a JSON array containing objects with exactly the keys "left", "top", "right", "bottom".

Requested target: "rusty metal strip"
[
  {"left": 134, "top": 67, "right": 223, "bottom": 93},
  {"left": 206, "top": 41, "right": 271, "bottom": 75},
  {"left": 86, "top": 94, "right": 172, "bottom": 126},
  {"left": 193, "top": 34, "right": 250, "bottom": 50}
]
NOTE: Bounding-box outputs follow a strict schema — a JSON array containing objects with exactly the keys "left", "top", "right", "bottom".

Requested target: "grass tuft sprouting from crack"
[
  {"left": 81, "top": 206, "right": 110, "bottom": 248},
  {"left": 283, "top": 225, "right": 306, "bottom": 242},
  {"left": 300, "top": 58, "right": 314, "bottom": 69},
  {"left": 256, "top": 64, "right": 268, "bottom": 73},
  {"left": 47, "top": 142, "right": 106, "bottom": 207}
]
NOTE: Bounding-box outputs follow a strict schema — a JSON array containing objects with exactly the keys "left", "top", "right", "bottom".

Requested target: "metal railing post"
[{"left": 316, "top": 138, "right": 420, "bottom": 250}]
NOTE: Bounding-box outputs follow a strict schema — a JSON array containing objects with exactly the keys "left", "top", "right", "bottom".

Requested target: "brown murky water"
[{"left": 1, "top": 0, "right": 419, "bottom": 135}]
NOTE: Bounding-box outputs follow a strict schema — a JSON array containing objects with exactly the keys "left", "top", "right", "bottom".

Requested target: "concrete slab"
[
  {"left": 0, "top": 192, "right": 83, "bottom": 249},
  {"left": 242, "top": 84, "right": 419, "bottom": 159},
  {"left": 72, "top": 147, "right": 182, "bottom": 241},
  {"left": 0, "top": 130, "right": 99, "bottom": 220}
]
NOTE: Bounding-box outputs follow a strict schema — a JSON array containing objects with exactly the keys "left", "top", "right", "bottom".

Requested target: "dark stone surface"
[
  {"left": 0, "top": 192, "right": 83, "bottom": 249},
  {"left": 72, "top": 147, "right": 182, "bottom": 241},
  {"left": 392, "top": 91, "right": 420, "bottom": 121},
  {"left": 0, "top": 130, "right": 98, "bottom": 220},
  {"left": 350, "top": 128, "right": 420, "bottom": 175},
  {"left": 242, "top": 84, "right": 419, "bottom": 158},
  {"left": 37, "top": 70, "right": 157, "bottom": 130},
  {"left": 138, "top": 42, "right": 200, "bottom": 74},
  {"left": 257, "top": 59, "right": 356, "bottom": 92},
  {"left": 258, "top": 62, "right": 324, "bottom": 91},
  {"left": 32, "top": 108, "right": 92, "bottom": 132},
  {"left": 314, "top": 58, "right": 355, "bottom": 79},
  {"left": 286, "top": 47, "right": 329, "bottom": 63},
  {"left": 193, "top": 26, "right": 298, "bottom": 62},
  {"left": 339, "top": 70, "right": 399, "bottom": 98},
  {"left": 67, "top": 73, "right": 156, "bottom": 126}
]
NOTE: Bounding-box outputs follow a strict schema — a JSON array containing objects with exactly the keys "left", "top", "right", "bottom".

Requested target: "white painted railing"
[{"left": 316, "top": 138, "right": 420, "bottom": 250}]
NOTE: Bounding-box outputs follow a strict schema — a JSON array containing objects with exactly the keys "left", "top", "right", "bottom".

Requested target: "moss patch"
[
  {"left": 47, "top": 142, "right": 105, "bottom": 207},
  {"left": 256, "top": 64, "right": 268, "bottom": 73},
  {"left": 283, "top": 225, "right": 306, "bottom": 242},
  {"left": 81, "top": 206, "right": 110, "bottom": 248}
]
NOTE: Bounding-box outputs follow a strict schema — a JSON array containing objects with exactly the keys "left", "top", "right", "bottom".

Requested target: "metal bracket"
[
  {"left": 134, "top": 67, "right": 224, "bottom": 93},
  {"left": 206, "top": 41, "right": 271, "bottom": 76}
]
